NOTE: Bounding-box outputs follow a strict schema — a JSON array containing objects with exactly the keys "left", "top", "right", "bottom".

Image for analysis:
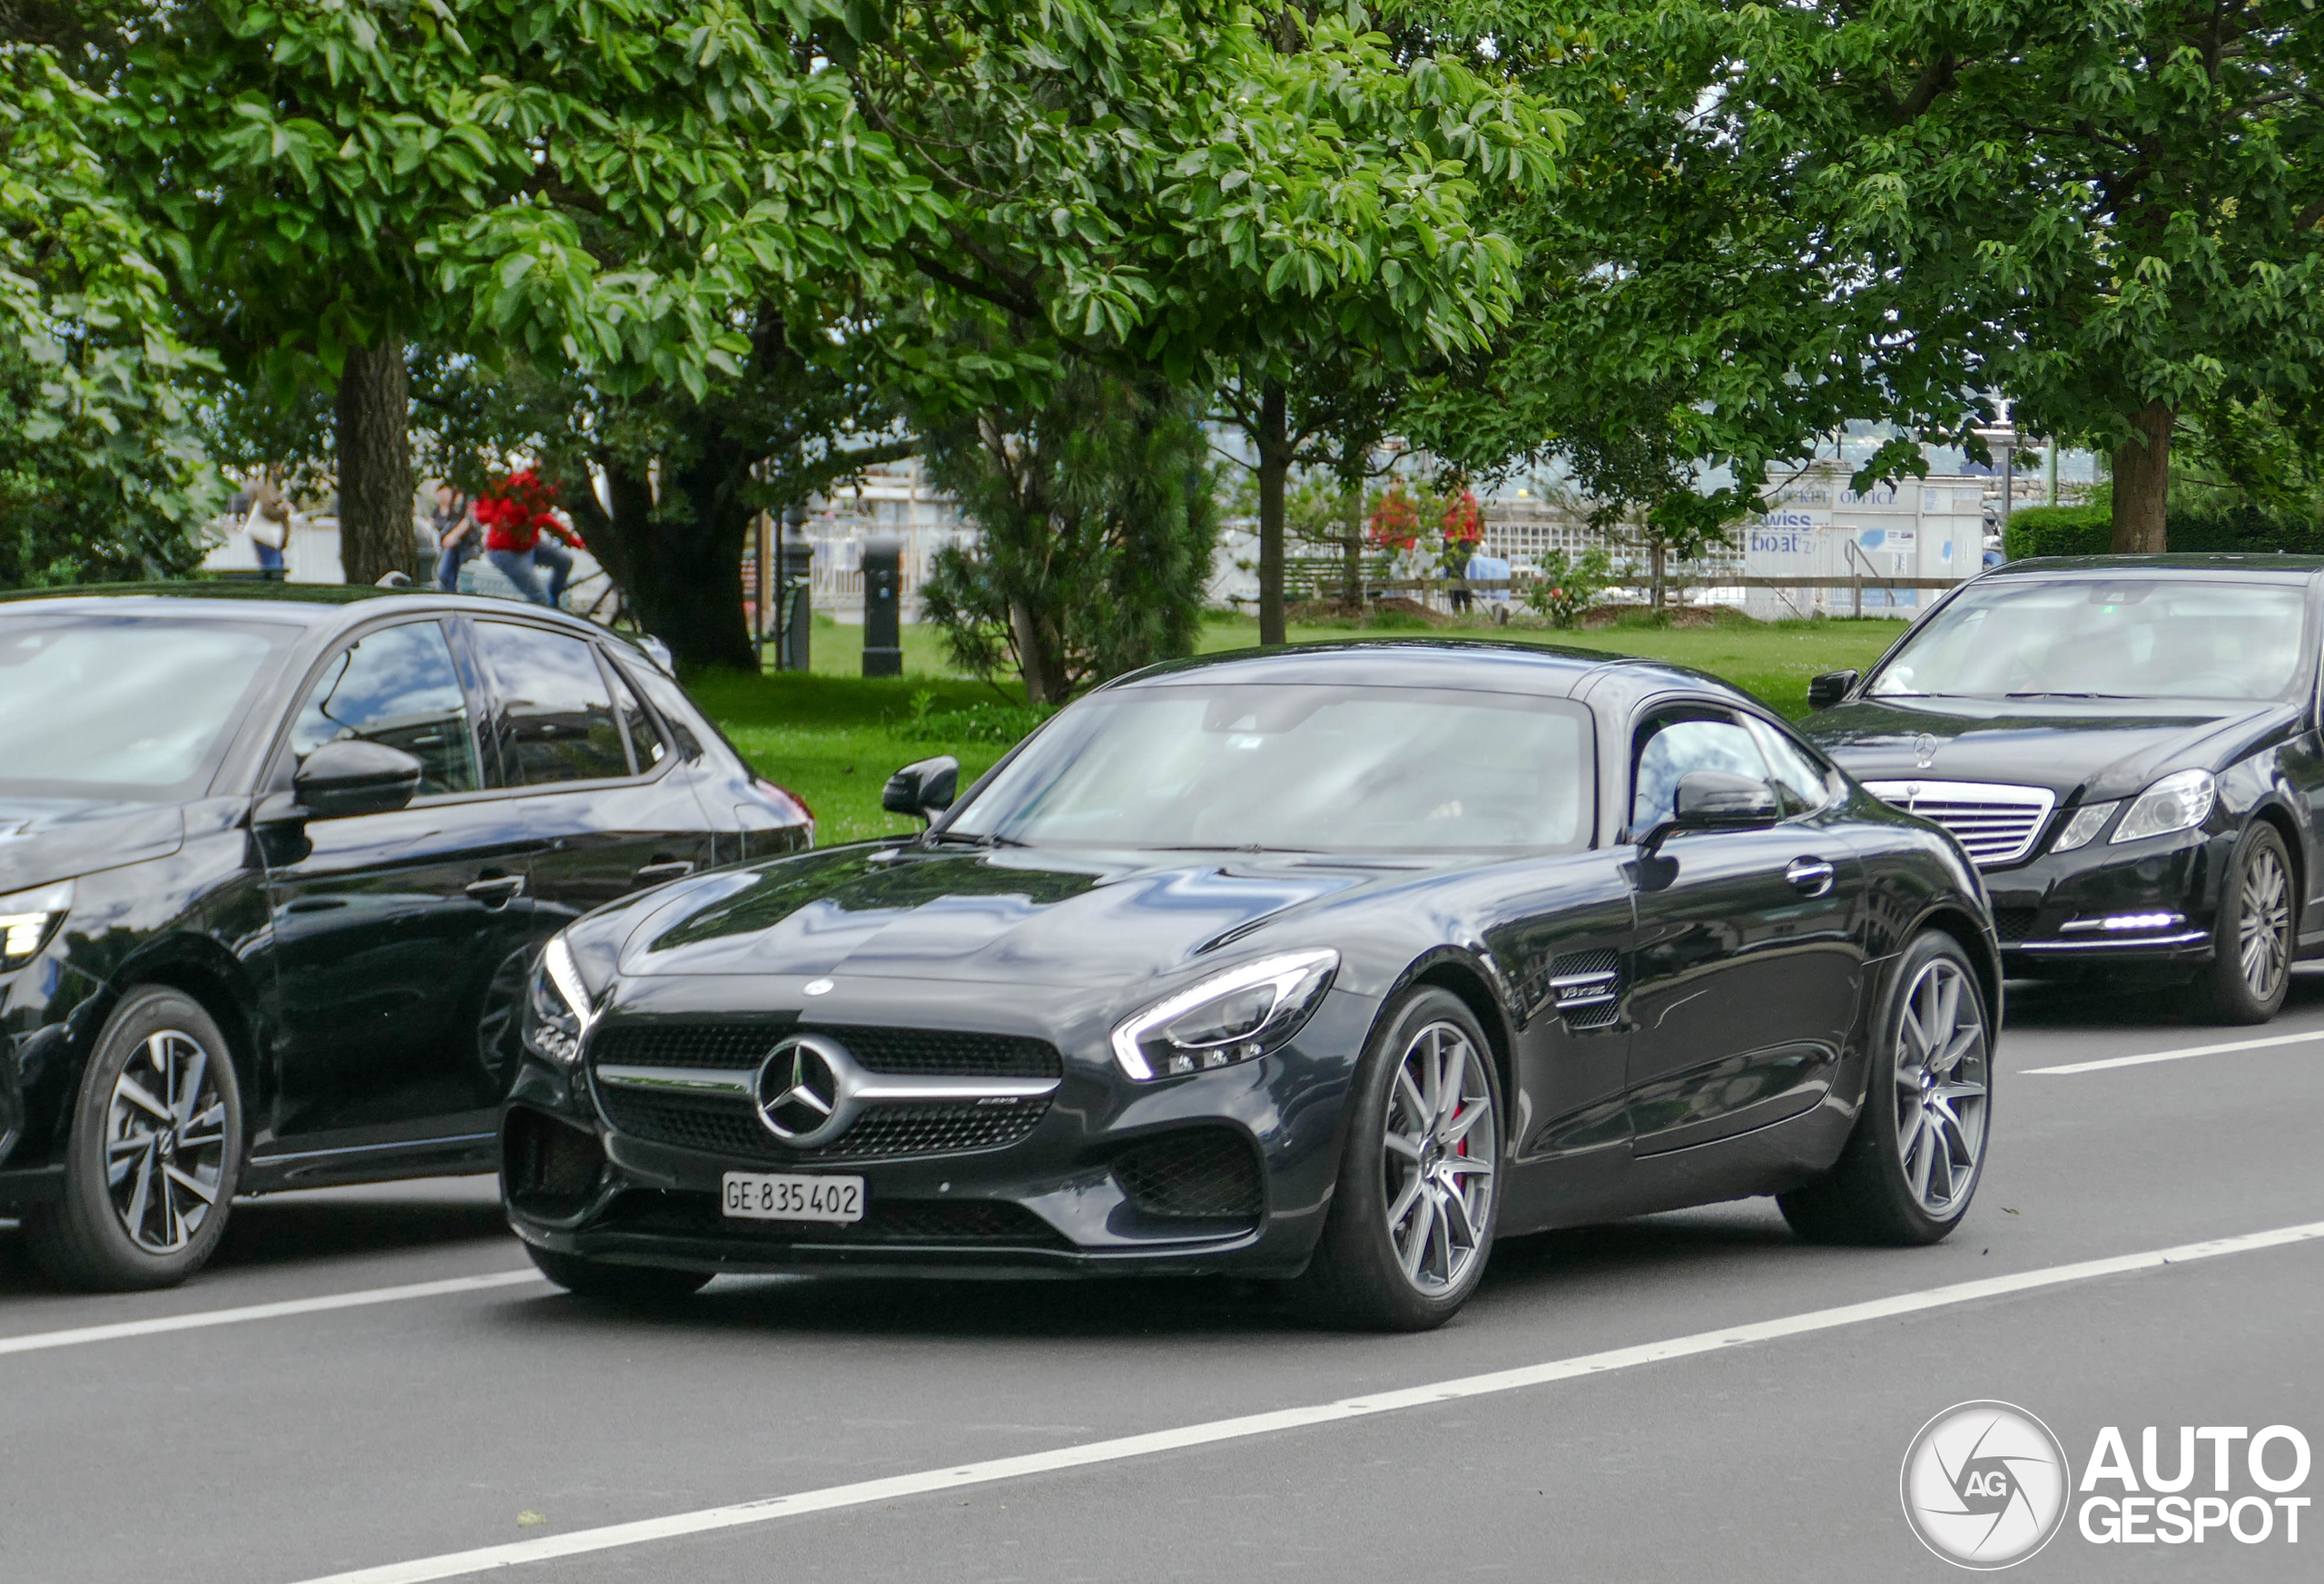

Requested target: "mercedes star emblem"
[
  {"left": 1913, "top": 733, "right": 1940, "bottom": 769},
  {"left": 754, "top": 1034, "right": 851, "bottom": 1146}
]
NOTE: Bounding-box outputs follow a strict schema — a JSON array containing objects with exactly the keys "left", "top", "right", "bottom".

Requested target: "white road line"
[
  {"left": 287, "top": 1217, "right": 2324, "bottom": 1584},
  {"left": 2020, "top": 1026, "right": 2324, "bottom": 1075},
  {"left": 0, "top": 1269, "right": 543, "bottom": 1357}
]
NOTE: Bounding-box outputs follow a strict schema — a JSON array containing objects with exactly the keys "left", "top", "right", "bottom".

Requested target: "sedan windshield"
[
  {"left": 0, "top": 615, "right": 294, "bottom": 798},
  {"left": 945, "top": 683, "right": 1593, "bottom": 854},
  {"left": 1869, "top": 578, "right": 2311, "bottom": 703}
]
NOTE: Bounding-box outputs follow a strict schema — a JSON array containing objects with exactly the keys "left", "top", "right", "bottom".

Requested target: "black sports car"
[
  {"left": 1802, "top": 555, "right": 2324, "bottom": 1023},
  {"left": 507, "top": 642, "right": 2001, "bottom": 1330},
  {"left": 0, "top": 585, "right": 810, "bottom": 1289}
]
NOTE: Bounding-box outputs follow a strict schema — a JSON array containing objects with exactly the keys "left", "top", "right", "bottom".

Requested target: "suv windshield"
[
  {"left": 1869, "top": 578, "right": 2312, "bottom": 703},
  {"left": 945, "top": 683, "right": 1594, "bottom": 854},
  {"left": 0, "top": 615, "right": 294, "bottom": 798}
]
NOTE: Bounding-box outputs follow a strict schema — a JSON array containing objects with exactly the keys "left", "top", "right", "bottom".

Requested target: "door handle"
[
  {"left": 1785, "top": 858, "right": 1837, "bottom": 898},
  {"left": 465, "top": 873, "right": 526, "bottom": 907},
  {"left": 634, "top": 859, "right": 696, "bottom": 883}
]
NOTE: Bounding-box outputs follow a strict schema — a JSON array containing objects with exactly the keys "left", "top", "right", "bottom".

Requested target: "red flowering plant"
[
  {"left": 1366, "top": 483, "right": 1422, "bottom": 551},
  {"left": 474, "top": 468, "right": 577, "bottom": 546}
]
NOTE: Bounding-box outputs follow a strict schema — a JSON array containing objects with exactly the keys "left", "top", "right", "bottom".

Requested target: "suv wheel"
[{"left": 25, "top": 988, "right": 243, "bottom": 1291}]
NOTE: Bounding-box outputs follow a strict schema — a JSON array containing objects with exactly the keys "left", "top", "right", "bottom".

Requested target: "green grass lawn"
[{"left": 697, "top": 609, "right": 1909, "bottom": 842}]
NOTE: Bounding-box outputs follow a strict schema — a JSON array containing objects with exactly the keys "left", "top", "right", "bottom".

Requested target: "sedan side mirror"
[
  {"left": 292, "top": 739, "right": 424, "bottom": 820},
  {"left": 881, "top": 755, "right": 959, "bottom": 823},
  {"left": 1642, "top": 771, "right": 1782, "bottom": 852},
  {"left": 1807, "top": 669, "right": 1859, "bottom": 711}
]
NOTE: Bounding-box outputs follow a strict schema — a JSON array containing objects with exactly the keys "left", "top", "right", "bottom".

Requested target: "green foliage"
[
  {"left": 919, "top": 365, "right": 1219, "bottom": 703},
  {"left": 1523, "top": 546, "right": 1614, "bottom": 628},
  {"left": 2002, "top": 506, "right": 2111, "bottom": 562},
  {"left": 897, "top": 688, "right": 1053, "bottom": 745},
  {"left": 2005, "top": 498, "right": 2324, "bottom": 560}
]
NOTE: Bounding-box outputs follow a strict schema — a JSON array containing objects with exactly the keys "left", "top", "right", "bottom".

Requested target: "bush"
[
  {"left": 2006, "top": 498, "right": 2324, "bottom": 560},
  {"left": 896, "top": 688, "right": 1052, "bottom": 745},
  {"left": 2003, "top": 504, "right": 2109, "bottom": 561},
  {"left": 1523, "top": 546, "right": 1615, "bottom": 628}
]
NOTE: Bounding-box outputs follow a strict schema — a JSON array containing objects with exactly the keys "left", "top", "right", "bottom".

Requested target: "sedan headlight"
[
  {"left": 1111, "top": 949, "right": 1339, "bottom": 1081},
  {"left": 2050, "top": 801, "right": 2119, "bottom": 854},
  {"left": 525, "top": 933, "right": 600, "bottom": 1067},
  {"left": 2110, "top": 770, "right": 2217, "bottom": 844},
  {"left": 0, "top": 880, "right": 73, "bottom": 971}
]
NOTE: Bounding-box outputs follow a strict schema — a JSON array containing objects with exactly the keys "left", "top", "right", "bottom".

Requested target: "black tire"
[
  {"left": 1779, "top": 932, "right": 1991, "bottom": 1247},
  {"left": 525, "top": 1243, "right": 712, "bottom": 1302},
  {"left": 1293, "top": 987, "right": 1504, "bottom": 1332},
  {"left": 2192, "top": 822, "right": 2293, "bottom": 1026},
  {"left": 25, "top": 987, "right": 244, "bottom": 1291}
]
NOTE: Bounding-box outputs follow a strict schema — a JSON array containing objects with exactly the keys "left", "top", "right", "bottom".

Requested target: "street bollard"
[{"left": 862, "top": 535, "right": 903, "bottom": 677}]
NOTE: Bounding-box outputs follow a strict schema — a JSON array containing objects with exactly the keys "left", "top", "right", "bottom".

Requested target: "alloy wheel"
[
  {"left": 2237, "top": 841, "right": 2291, "bottom": 1002},
  {"left": 104, "top": 1030, "right": 229, "bottom": 1254},
  {"left": 1381, "top": 1019, "right": 1497, "bottom": 1295},
  {"left": 1893, "top": 959, "right": 1988, "bottom": 1219}
]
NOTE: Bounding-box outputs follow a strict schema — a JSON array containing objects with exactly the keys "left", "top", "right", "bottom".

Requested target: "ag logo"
[{"left": 1901, "top": 1402, "right": 2070, "bottom": 1569}]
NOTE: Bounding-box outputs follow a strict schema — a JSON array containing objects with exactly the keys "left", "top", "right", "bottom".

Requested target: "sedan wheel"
[
  {"left": 1295, "top": 987, "right": 1503, "bottom": 1331},
  {"left": 2196, "top": 822, "right": 2294, "bottom": 1025},
  {"left": 25, "top": 987, "right": 244, "bottom": 1290},
  {"left": 1780, "top": 931, "right": 1990, "bottom": 1246}
]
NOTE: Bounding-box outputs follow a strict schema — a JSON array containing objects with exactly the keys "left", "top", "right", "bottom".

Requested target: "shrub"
[
  {"left": 2002, "top": 504, "right": 2109, "bottom": 560},
  {"left": 2006, "top": 497, "right": 2324, "bottom": 560},
  {"left": 1523, "top": 546, "right": 1615, "bottom": 628}
]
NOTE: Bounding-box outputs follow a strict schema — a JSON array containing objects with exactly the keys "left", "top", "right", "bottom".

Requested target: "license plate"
[{"left": 721, "top": 1171, "right": 865, "bottom": 1224}]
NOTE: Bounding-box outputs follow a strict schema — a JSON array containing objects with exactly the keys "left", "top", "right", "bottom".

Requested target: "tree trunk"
[
  {"left": 2111, "top": 400, "right": 2173, "bottom": 553},
  {"left": 1010, "top": 595, "right": 1068, "bottom": 705},
  {"left": 1339, "top": 434, "right": 1364, "bottom": 608},
  {"left": 1256, "top": 379, "right": 1290, "bottom": 644},
  {"left": 1649, "top": 538, "right": 1667, "bottom": 612},
  {"left": 575, "top": 438, "right": 758, "bottom": 673},
  {"left": 334, "top": 337, "right": 413, "bottom": 585}
]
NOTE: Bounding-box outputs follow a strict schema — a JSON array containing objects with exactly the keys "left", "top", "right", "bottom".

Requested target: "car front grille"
[
  {"left": 587, "top": 1020, "right": 1061, "bottom": 1079},
  {"left": 1863, "top": 780, "right": 2058, "bottom": 869},
  {"left": 596, "top": 1088, "right": 1050, "bottom": 1165},
  {"left": 1109, "top": 1128, "right": 1263, "bottom": 1224}
]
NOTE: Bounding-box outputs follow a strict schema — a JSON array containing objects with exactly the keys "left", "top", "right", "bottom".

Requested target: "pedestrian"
[
  {"left": 478, "top": 468, "right": 586, "bottom": 608},
  {"left": 431, "top": 483, "right": 478, "bottom": 593},
  {"left": 243, "top": 477, "right": 292, "bottom": 577}
]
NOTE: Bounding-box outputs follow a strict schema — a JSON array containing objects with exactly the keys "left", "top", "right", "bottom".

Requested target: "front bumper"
[
  {"left": 500, "top": 985, "right": 1381, "bottom": 1282},
  {"left": 1986, "top": 824, "right": 2231, "bottom": 970}
]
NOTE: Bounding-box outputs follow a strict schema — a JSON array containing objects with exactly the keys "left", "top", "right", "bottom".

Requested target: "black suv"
[
  {"left": 0, "top": 585, "right": 808, "bottom": 1288},
  {"left": 1803, "top": 555, "right": 2324, "bottom": 1023}
]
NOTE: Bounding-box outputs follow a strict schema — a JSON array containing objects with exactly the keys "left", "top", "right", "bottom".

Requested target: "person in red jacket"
[{"left": 475, "top": 469, "right": 585, "bottom": 608}]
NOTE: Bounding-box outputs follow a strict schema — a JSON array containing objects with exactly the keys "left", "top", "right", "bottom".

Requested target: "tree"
[{"left": 919, "top": 363, "right": 1217, "bottom": 703}]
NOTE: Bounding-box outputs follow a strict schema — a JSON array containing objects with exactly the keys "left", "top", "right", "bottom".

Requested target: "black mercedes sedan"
[
  {"left": 507, "top": 642, "right": 2000, "bottom": 1331},
  {"left": 1801, "top": 555, "right": 2324, "bottom": 1024},
  {"left": 0, "top": 585, "right": 810, "bottom": 1289}
]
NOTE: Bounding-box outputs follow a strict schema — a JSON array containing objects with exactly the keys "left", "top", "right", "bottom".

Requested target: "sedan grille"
[
  {"left": 1862, "top": 780, "right": 2058, "bottom": 869},
  {"left": 588, "top": 1020, "right": 1061, "bottom": 1079},
  {"left": 596, "top": 1088, "right": 1049, "bottom": 1165}
]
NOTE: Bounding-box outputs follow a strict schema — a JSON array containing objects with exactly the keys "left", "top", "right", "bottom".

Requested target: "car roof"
[
  {"left": 1111, "top": 638, "right": 1761, "bottom": 710},
  {"left": 1990, "top": 553, "right": 2324, "bottom": 580},
  {"left": 0, "top": 581, "right": 621, "bottom": 642}
]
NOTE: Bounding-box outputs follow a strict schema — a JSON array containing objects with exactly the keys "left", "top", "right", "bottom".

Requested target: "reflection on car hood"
[
  {"left": 1802, "top": 695, "right": 2301, "bottom": 801},
  {"left": 618, "top": 844, "right": 1420, "bottom": 988},
  {"left": 0, "top": 799, "right": 185, "bottom": 894}
]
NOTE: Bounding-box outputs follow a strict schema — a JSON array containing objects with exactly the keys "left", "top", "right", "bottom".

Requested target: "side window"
[
  {"left": 625, "top": 661, "right": 707, "bottom": 761},
  {"left": 475, "top": 622, "right": 631, "bottom": 784},
  {"left": 605, "top": 659, "right": 666, "bottom": 771},
  {"left": 1745, "top": 715, "right": 1836, "bottom": 815},
  {"left": 290, "top": 622, "right": 478, "bottom": 796},
  {"left": 1630, "top": 713, "right": 1770, "bottom": 832}
]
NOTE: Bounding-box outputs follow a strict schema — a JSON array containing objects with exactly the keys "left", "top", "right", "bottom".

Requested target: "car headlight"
[
  {"left": 524, "top": 933, "right": 600, "bottom": 1067},
  {"left": 1110, "top": 949, "right": 1339, "bottom": 1081},
  {"left": 0, "top": 880, "right": 73, "bottom": 971},
  {"left": 2110, "top": 770, "right": 2217, "bottom": 844},
  {"left": 2050, "top": 801, "right": 2119, "bottom": 853}
]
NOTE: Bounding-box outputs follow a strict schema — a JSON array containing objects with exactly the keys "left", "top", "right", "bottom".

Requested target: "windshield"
[
  {"left": 1869, "top": 579, "right": 2312, "bottom": 703},
  {"left": 945, "top": 683, "right": 1594, "bottom": 854},
  {"left": 0, "top": 615, "right": 293, "bottom": 798}
]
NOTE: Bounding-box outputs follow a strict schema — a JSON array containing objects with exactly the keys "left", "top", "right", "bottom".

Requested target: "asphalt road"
[{"left": 4, "top": 973, "right": 2321, "bottom": 1584}]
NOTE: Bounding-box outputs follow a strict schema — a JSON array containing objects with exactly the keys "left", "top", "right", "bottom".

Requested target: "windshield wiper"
[
  {"left": 2003, "top": 691, "right": 2136, "bottom": 700},
  {"left": 922, "top": 829, "right": 1023, "bottom": 849},
  {"left": 1144, "top": 843, "right": 1324, "bottom": 854}
]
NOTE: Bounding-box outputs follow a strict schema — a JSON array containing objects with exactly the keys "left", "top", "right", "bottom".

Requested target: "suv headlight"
[
  {"left": 524, "top": 934, "right": 599, "bottom": 1067},
  {"left": 0, "top": 880, "right": 73, "bottom": 971},
  {"left": 2110, "top": 769, "right": 2217, "bottom": 844},
  {"left": 1110, "top": 949, "right": 1339, "bottom": 1080}
]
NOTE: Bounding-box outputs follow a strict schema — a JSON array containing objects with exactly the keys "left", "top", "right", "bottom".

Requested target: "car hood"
[
  {"left": 0, "top": 799, "right": 185, "bottom": 895},
  {"left": 1802, "top": 695, "right": 2302, "bottom": 802},
  {"left": 616, "top": 843, "right": 1427, "bottom": 989}
]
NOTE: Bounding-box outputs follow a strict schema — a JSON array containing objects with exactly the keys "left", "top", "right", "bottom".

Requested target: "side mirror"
[
  {"left": 881, "top": 755, "right": 959, "bottom": 823},
  {"left": 292, "top": 739, "right": 424, "bottom": 820},
  {"left": 1807, "top": 670, "right": 1859, "bottom": 711},
  {"left": 1642, "top": 771, "right": 1781, "bottom": 851}
]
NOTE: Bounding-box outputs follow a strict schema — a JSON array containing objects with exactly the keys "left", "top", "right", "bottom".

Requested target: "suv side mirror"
[
  {"left": 881, "top": 755, "right": 959, "bottom": 823},
  {"left": 1642, "top": 771, "right": 1781, "bottom": 852},
  {"left": 292, "top": 739, "right": 424, "bottom": 820},
  {"left": 1807, "top": 670, "right": 1859, "bottom": 710}
]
